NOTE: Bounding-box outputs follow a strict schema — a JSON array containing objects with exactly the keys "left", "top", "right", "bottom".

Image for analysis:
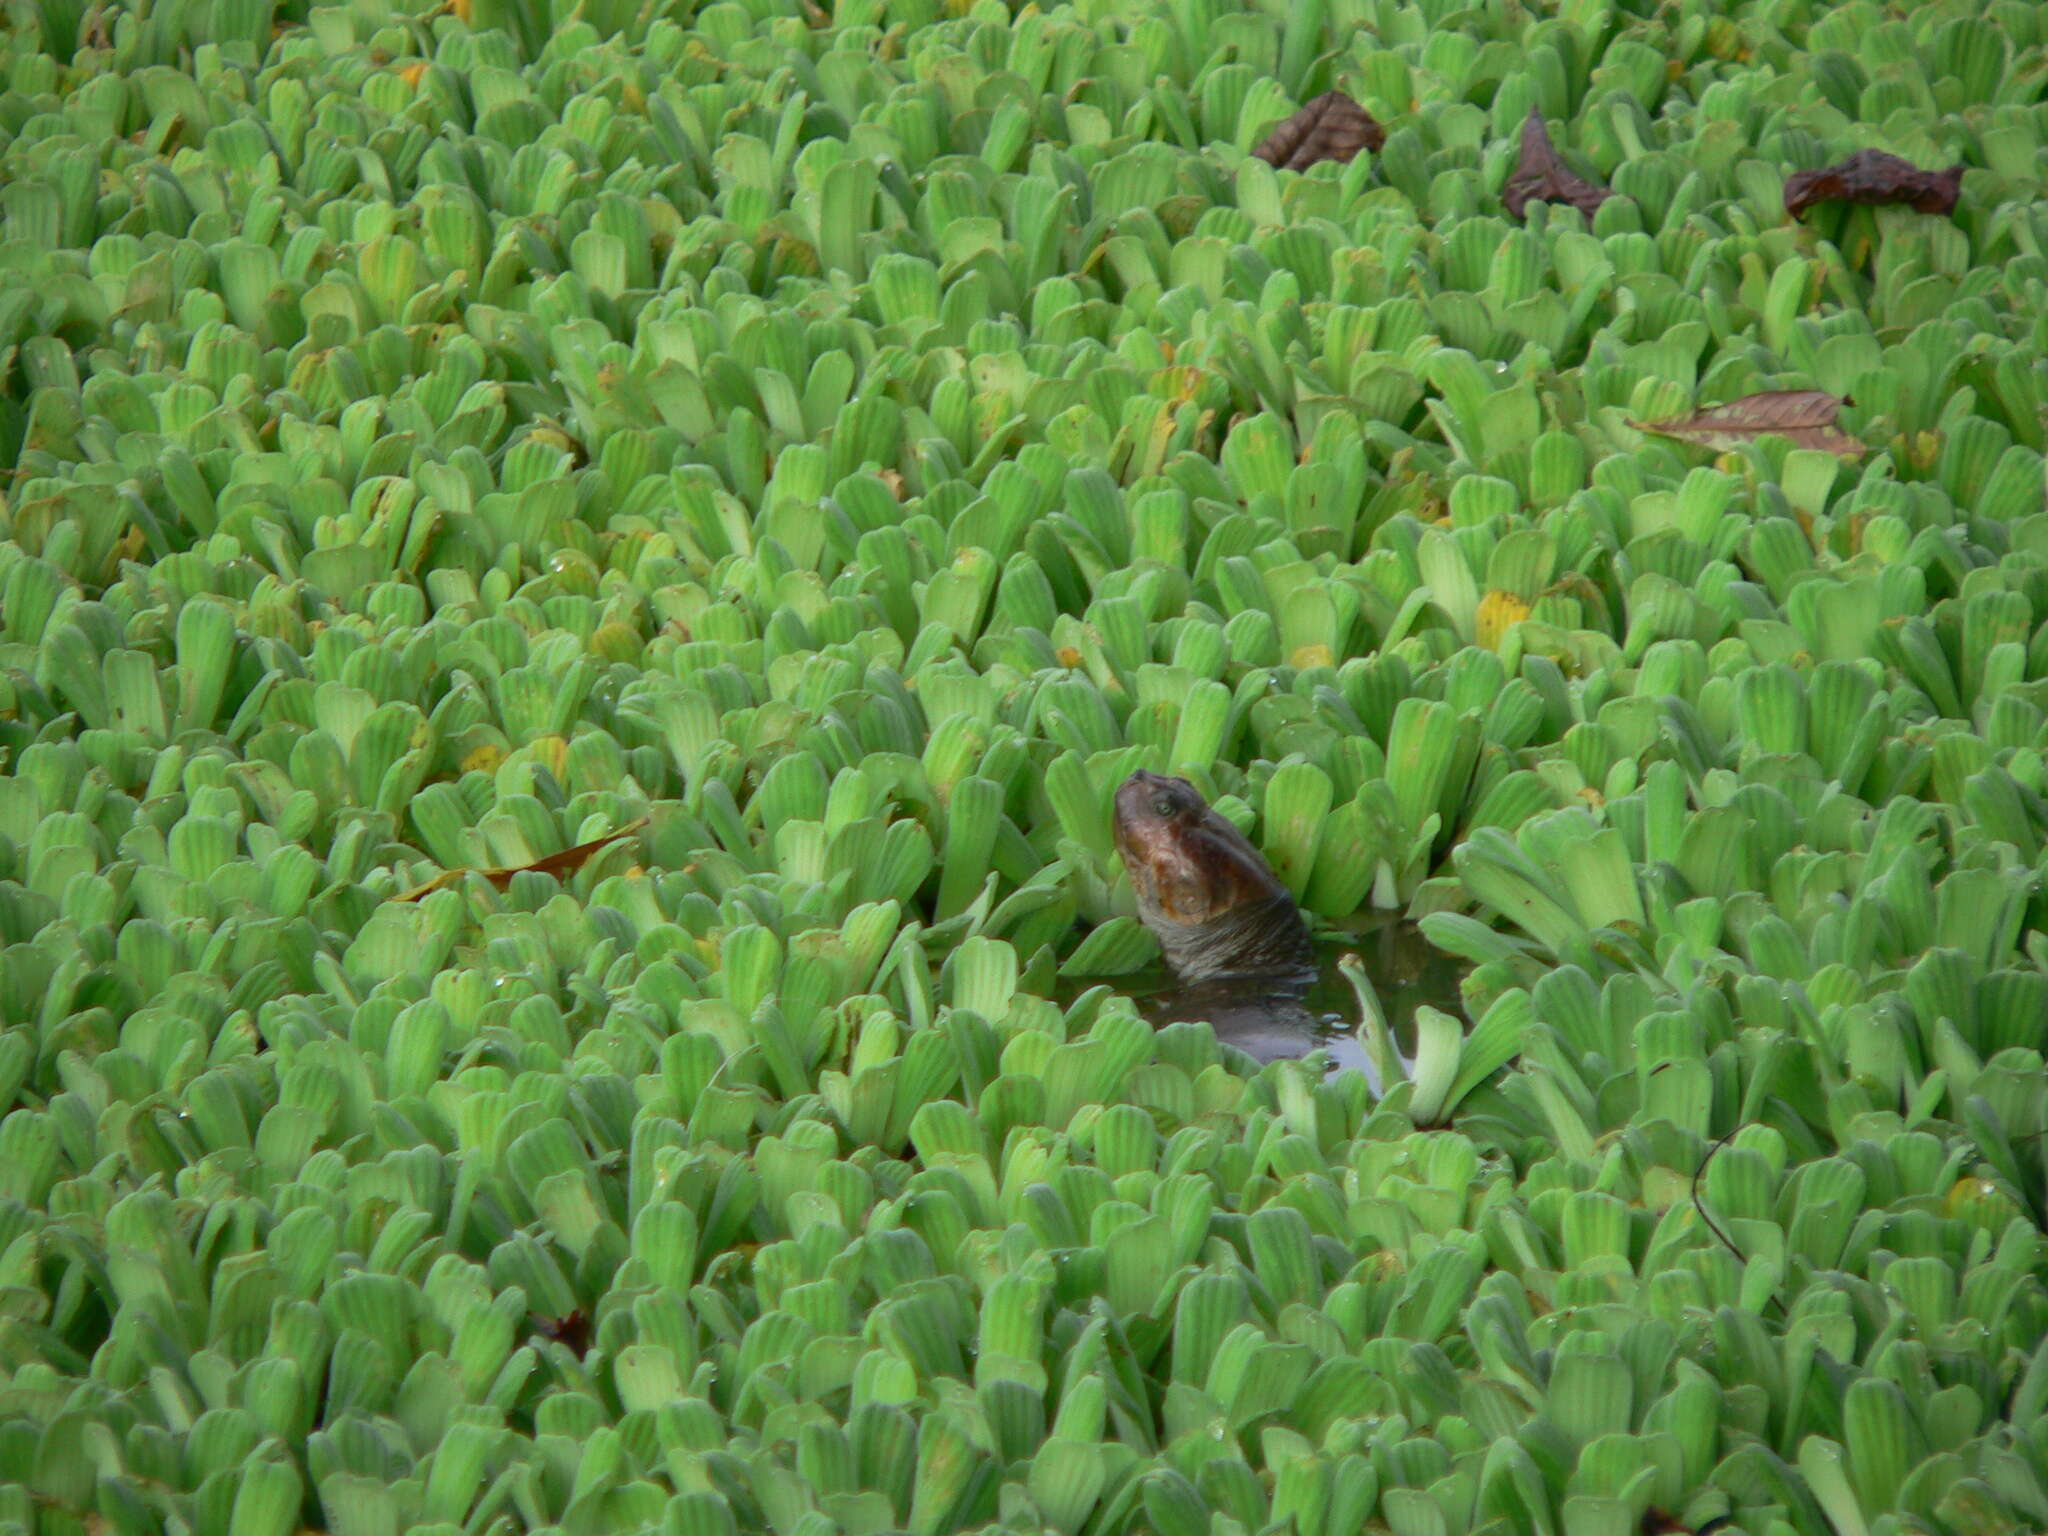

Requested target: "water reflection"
[{"left": 1063, "top": 913, "right": 1469, "bottom": 1081}]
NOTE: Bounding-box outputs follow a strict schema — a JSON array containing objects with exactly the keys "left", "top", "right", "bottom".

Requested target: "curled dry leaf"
[
  {"left": 1629, "top": 390, "right": 1865, "bottom": 459},
  {"left": 394, "top": 816, "right": 651, "bottom": 901},
  {"left": 1502, "top": 107, "right": 1614, "bottom": 221},
  {"left": 1251, "top": 92, "right": 1386, "bottom": 171},
  {"left": 1783, "top": 150, "right": 1965, "bottom": 219}
]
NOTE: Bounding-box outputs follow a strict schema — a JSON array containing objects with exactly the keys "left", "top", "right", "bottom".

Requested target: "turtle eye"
[{"left": 1151, "top": 794, "right": 1176, "bottom": 818}]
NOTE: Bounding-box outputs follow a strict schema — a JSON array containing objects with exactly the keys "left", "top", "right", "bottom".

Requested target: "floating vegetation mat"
[{"left": 2, "top": 0, "right": 2047, "bottom": 1533}]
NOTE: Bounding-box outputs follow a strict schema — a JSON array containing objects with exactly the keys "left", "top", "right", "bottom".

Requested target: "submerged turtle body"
[
  {"left": 1135, "top": 976, "right": 1334, "bottom": 1065},
  {"left": 1112, "top": 771, "right": 1328, "bottom": 1064}
]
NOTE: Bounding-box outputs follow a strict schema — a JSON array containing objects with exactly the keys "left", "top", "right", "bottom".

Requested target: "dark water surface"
[{"left": 1061, "top": 913, "right": 1469, "bottom": 1081}]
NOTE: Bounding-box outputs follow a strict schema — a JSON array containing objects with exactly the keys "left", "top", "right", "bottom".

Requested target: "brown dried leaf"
[
  {"left": 1629, "top": 390, "right": 1865, "bottom": 459},
  {"left": 1502, "top": 107, "right": 1614, "bottom": 221},
  {"left": 1783, "top": 150, "right": 1964, "bottom": 219},
  {"left": 394, "top": 816, "right": 650, "bottom": 902},
  {"left": 1251, "top": 92, "right": 1386, "bottom": 171}
]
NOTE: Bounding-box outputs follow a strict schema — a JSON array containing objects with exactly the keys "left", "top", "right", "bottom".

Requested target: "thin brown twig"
[{"left": 1690, "top": 1117, "right": 1789, "bottom": 1320}]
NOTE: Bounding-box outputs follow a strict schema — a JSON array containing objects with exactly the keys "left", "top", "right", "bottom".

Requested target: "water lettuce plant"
[{"left": 1, "top": 0, "right": 2046, "bottom": 1533}]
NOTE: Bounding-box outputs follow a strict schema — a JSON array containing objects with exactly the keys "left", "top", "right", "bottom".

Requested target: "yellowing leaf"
[
  {"left": 589, "top": 621, "right": 642, "bottom": 662},
  {"left": 1289, "top": 643, "right": 1335, "bottom": 670},
  {"left": 461, "top": 743, "right": 505, "bottom": 774},
  {"left": 1476, "top": 590, "right": 1530, "bottom": 651}
]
